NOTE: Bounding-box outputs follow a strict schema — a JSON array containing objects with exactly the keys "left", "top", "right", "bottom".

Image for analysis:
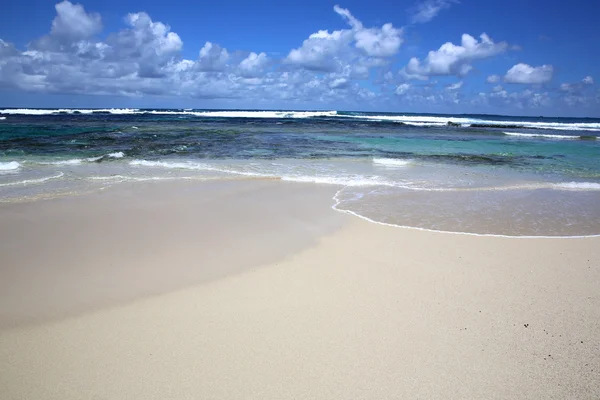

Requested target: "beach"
[{"left": 1, "top": 178, "right": 599, "bottom": 400}]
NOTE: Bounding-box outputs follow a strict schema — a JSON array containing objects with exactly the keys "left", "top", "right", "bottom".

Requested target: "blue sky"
[{"left": 0, "top": 0, "right": 598, "bottom": 116}]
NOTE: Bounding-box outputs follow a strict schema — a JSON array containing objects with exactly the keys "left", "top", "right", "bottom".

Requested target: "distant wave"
[
  {"left": 503, "top": 131, "right": 590, "bottom": 140},
  {"left": 2, "top": 108, "right": 599, "bottom": 131},
  {"left": 0, "top": 108, "right": 140, "bottom": 115},
  {"left": 0, "top": 116, "right": 6, "bottom": 120},
  {"left": 0, "top": 161, "right": 20, "bottom": 171},
  {"left": 0, "top": 108, "right": 337, "bottom": 119},
  {"left": 339, "top": 114, "right": 600, "bottom": 131},
  {"left": 146, "top": 110, "right": 338, "bottom": 118}
]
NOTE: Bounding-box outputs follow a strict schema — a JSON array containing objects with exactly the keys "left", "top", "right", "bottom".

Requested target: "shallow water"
[{"left": 1, "top": 108, "right": 599, "bottom": 236}]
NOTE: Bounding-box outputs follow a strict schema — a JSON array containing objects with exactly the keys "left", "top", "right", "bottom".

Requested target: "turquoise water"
[{"left": 1, "top": 108, "right": 599, "bottom": 236}]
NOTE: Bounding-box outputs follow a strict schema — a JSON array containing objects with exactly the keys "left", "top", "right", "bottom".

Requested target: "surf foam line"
[
  {"left": 0, "top": 109, "right": 338, "bottom": 119},
  {"left": 0, "top": 172, "right": 64, "bottom": 187},
  {"left": 337, "top": 114, "right": 600, "bottom": 131},
  {"left": 129, "top": 159, "right": 399, "bottom": 187},
  {"left": 330, "top": 187, "right": 600, "bottom": 239},
  {"left": 129, "top": 160, "right": 600, "bottom": 191},
  {"left": 36, "top": 152, "right": 126, "bottom": 165},
  {"left": 503, "top": 131, "right": 594, "bottom": 140},
  {"left": 372, "top": 158, "right": 413, "bottom": 167},
  {"left": 0, "top": 161, "right": 20, "bottom": 171},
  {"left": 2, "top": 108, "right": 599, "bottom": 130},
  {"left": 0, "top": 108, "right": 140, "bottom": 115}
]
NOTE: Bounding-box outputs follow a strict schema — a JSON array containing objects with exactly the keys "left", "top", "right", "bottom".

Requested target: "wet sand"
[{"left": 1, "top": 179, "right": 599, "bottom": 399}]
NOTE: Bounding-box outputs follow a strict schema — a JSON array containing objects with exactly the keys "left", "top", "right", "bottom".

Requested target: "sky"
[{"left": 0, "top": 0, "right": 599, "bottom": 117}]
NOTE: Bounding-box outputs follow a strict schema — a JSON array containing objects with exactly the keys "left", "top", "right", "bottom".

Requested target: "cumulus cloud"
[
  {"left": 409, "top": 0, "right": 457, "bottom": 24},
  {"left": 51, "top": 0, "right": 102, "bottom": 40},
  {"left": 504, "top": 63, "right": 553, "bottom": 84},
  {"left": 0, "top": 1, "right": 393, "bottom": 106},
  {"left": 475, "top": 87, "right": 551, "bottom": 109},
  {"left": 285, "top": 5, "right": 402, "bottom": 71},
  {"left": 401, "top": 33, "right": 508, "bottom": 80},
  {"left": 238, "top": 52, "right": 268, "bottom": 77},
  {"left": 333, "top": 5, "right": 403, "bottom": 57},
  {"left": 1, "top": 1, "right": 596, "bottom": 114},
  {"left": 197, "top": 42, "right": 229, "bottom": 72},
  {"left": 446, "top": 81, "right": 463, "bottom": 90},
  {"left": 558, "top": 76, "right": 597, "bottom": 106},
  {"left": 395, "top": 83, "right": 411, "bottom": 95},
  {"left": 486, "top": 74, "right": 500, "bottom": 83}
]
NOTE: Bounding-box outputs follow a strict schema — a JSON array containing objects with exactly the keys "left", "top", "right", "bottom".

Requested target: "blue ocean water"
[{"left": 1, "top": 108, "right": 599, "bottom": 236}]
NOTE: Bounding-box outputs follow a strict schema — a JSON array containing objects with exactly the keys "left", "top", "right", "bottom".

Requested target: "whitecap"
[
  {"left": 0, "top": 161, "right": 20, "bottom": 171},
  {"left": 42, "top": 159, "right": 83, "bottom": 165},
  {"left": 504, "top": 131, "right": 580, "bottom": 140}
]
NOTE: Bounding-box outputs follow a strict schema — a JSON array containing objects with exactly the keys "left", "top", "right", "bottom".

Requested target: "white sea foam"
[
  {"left": 552, "top": 182, "right": 600, "bottom": 190},
  {"left": 373, "top": 158, "right": 413, "bottom": 167},
  {"left": 0, "top": 116, "right": 6, "bottom": 120},
  {"left": 0, "top": 172, "right": 64, "bottom": 187},
  {"left": 504, "top": 131, "right": 581, "bottom": 140},
  {"left": 147, "top": 110, "right": 338, "bottom": 118},
  {"left": 129, "top": 159, "right": 399, "bottom": 187},
  {"left": 0, "top": 108, "right": 140, "bottom": 115},
  {"left": 0, "top": 161, "right": 20, "bottom": 171},
  {"left": 43, "top": 158, "right": 84, "bottom": 165},
  {"left": 39, "top": 152, "right": 125, "bottom": 165},
  {"left": 0, "top": 108, "right": 337, "bottom": 119},
  {"left": 2, "top": 108, "right": 598, "bottom": 131},
  {"left": 340, "top": 114, "right": 600, "bottom": 131}
]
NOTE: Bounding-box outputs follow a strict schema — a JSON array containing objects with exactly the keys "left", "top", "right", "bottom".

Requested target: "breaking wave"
[
  {"left": 0, "top": 161, "right": 21, "bottom": 171},
  {"left": 2, "top": 108, "right": 599, "bottom": 131},
  {"left": 503, "top": 131, "right": 592, "bottom": 140}
]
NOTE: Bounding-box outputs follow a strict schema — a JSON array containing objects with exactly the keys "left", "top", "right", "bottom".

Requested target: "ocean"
[{"left": 1, "top": 108, "right": 599, "bottom": 237}]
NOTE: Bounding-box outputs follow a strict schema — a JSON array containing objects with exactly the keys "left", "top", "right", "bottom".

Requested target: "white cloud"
[
  {"left": 197, "top": 42, "right": 229, "bottom": 72},
  {"left": 2, "top": 1, "right": 597, "bottom": 114},
  {"left": 475, "top": 87, "right": 551, "bottom": 109},
  {"left": 504, "top": 63, "right": 553, "bottom": 84},
  {"left": 285, "top": 5, "right": 402, "bottom": 71},
  {"left": 334, "top": 5, "right": 403, "bottom": 57},
  {"left": 557, "top": 76, "right": 597, "bottom": 106},
  {"left": 51, "top": 1, "right": 102, "bottom": 41},
  {"left": 239, "top": 52, "right": 268, "bottom": 77},
  {"left": 410, "top": 0, "right": 457, "bottom": 24},
  {"left": 401, "top": 33, "right": 508, "bottom": 80},
  {"left": 486, "top": 74, "right": 500, "bottom": 83},
  {"left": 395, "top": 83, "right": 411, "bottom": 95},
  {"left": 285, "top": 29, "right": 353, "bottom": 72},
  {"left": 446, "top": 81, "right": 463, "bottom": 90}
]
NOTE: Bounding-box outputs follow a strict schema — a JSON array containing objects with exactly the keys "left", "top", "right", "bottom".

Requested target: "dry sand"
[{"left": 0, "top": 179, "right": 599, "bottom": 399}]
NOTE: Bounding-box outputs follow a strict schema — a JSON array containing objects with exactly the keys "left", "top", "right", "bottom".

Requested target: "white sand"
[{"left": 1, "top": 180, "right": 599, "bottom": 399}]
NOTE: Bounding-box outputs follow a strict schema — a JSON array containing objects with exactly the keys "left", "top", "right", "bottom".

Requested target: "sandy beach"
[{"left": 1, "top": 179, "right": 599, "bottom": 399}]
